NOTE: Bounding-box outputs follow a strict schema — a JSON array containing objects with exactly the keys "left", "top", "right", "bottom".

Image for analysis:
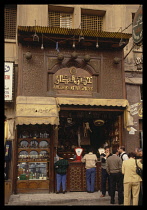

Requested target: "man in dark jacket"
[
  {"left": 54, "top": 154, "right": 69, "bottom": 194},
  {"left": 106, "top": 148, "right": 123, "bottom": 205},
  {"left": 100, "top": 146, "right": 112, "bottom": 197}
]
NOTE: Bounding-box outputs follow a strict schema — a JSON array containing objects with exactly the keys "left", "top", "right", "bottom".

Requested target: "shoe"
[
  {"left": 87, "top": 191, "right": 91, "bottom": 193},
  {"left": 100, "top": 194, "right": 105, "bottom": 197},
  {"left": 56, "top": 191, "right": 59, "bottom": 194},
  {"left": 110, "top": 200, "right": 115, "bottom": 204},
  {"left": 63, "top": 191, "right": 66, "bottom": 194}
]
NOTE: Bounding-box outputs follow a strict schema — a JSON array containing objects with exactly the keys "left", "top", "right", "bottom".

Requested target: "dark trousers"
[
  {"left": 109, "top": 172, "right": 124, "bottom": 204},
  {"left": 101, "top": 168, "right": 110, "bottom": 196}
]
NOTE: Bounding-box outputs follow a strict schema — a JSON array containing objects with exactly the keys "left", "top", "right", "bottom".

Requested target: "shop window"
[
  {"left": 4, "top": 5, "right": 17, "bottom": 39},
  {"left": 18, "top": 162, "right": 48, "bottom": 180},
  {"left": 17, "top": 125, "right": 50, "bottom": 192},
  {"left": 48, "top": 11, "right": 73, "bottom": 28}
]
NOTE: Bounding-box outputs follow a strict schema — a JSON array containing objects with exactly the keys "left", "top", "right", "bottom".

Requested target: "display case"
[
  {"left": 18, "top": 138, "right": 50, "bottom": 162},
  {"left": 18, "top": 162, "right": 49, "bottom": 180},
  {"left": 17, "top": 125, "right": 51, "bottom": 193}
]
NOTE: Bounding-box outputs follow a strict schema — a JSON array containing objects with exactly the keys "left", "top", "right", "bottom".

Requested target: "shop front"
[
  {"left": 15, "top": 96, "right": 59, "bottom": 193},
  {"left": 14, "top": 96, "right": 131, "bottom": 193}
]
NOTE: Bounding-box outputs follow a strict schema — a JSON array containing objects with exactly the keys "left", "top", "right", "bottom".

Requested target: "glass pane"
[
  {"left": 29, "top": 162, "right": 48, "bottom": 180},
  {"left": 39, "top": 150, "right": 49, "bottom": 159},
  {"left": 18, "top": 151, "right": 29, "bottom": 159},
  {"left": 30, "top": 140, "right": 38, "bottom": 148},
  {"left": 17, "top": 162, "right": 29, "bottom": 180},
  {"left": 31, "top": 130, "right": 39, "bottom": 138},
  {"left": 30, "top": 151, "right": 39, "bottom": 159},
  {"left": 20, "top": 130, "right": 30, "bottom": 138},
  {"left": 39, "top": 141, "right": 49, "bottom": 148},
  {"left": 18, "top": 140, "right": 29, "bottom": 148}
]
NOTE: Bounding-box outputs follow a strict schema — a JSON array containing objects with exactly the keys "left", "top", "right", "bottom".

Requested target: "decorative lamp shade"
[{"left": 94, "top": 119, "right": 104, "bottom": 126}]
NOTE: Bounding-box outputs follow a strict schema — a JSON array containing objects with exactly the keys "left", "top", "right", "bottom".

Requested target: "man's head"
[
  {"left": 88, "top": 146, "right": 94, "bottom": 153},
  {"left": 112, "top": 148, "right": 118, "bottom": 155},
  {"left": 104, "top": 146, "right": 110, "bottom": 153},
  {"left": 128, "top": 152, "right": 136, "bottom": 159},
  {"left": 138, "top": 148, "right": 143, "bottom": 157},
  {"left": 118, "top": 146, "right": 125, "bottom": 154}
]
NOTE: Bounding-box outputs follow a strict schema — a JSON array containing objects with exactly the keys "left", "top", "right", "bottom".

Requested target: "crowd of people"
[
  {"left": 54, "top": 146, "right": 143, "bottom": 206},
  {"left": 99, "top": 146, "right": 142, "bottom": 205}
]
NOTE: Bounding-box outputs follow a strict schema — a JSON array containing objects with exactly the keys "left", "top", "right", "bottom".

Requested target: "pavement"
[{"left": 5, "top": 190, "right": 122, "bottom": 206}]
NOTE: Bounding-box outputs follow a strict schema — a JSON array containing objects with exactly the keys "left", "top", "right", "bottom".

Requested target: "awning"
[
  {"left": 18, "top": 26, "right": 132, "bottom": 39},
  {"left": 15, "top": 96, "right": 59, "bottom": 125},
  {"left": 56, "top": 97, "right": 133, "bottom": 129},
  {"left": 56, "top": 97, "right": 130, "bottom": 108}
]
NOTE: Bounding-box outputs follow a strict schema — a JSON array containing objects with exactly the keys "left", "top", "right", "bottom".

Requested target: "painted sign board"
[
  {"left": 4, "top": 62, "right": 13, "bottom": 101},
  {"left": 132, "top": 6, "right": 143, "bottom": 45}
]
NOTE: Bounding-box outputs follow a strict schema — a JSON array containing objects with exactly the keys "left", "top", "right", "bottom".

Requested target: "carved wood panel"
[{"left": 67, "top": 162, "right": 101, "bottom": 192}]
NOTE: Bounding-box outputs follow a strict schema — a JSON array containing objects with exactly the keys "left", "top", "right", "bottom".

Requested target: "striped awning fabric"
[{"left": 18, "top": 26, "right": 132, "bottom": 39}]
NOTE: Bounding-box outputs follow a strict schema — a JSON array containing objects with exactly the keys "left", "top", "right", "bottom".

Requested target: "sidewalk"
[{"left": 6, "top": 191, "right": 120, "bottom": 206}]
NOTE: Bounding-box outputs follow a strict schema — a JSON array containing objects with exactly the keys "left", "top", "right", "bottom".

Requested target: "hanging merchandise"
[{"left": 5, "top": 140, "right": 12, "bottom": 161}]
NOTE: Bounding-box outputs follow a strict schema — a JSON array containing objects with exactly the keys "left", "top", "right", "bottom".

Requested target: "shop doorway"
[
  {"left": 57, "top": 109, "right": 123, "bottom": 157},
  {"left": 55, "top": 108, "right": 123, "bottom": 192}
]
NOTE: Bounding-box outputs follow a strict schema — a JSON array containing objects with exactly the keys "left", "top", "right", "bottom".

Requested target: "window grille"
[
  {"left": 48, "top": 11, "right": 72, "bottom": 28},
  {"left": 81, "top": 14, "right": 103, "bottom": 31},
  {"left": 4, "top": 5, "right": 17, "bottom": 39}
]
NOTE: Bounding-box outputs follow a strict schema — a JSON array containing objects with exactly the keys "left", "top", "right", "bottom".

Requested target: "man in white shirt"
[{"left": 118, "top": 146, "right": 128, "bottom": 161}]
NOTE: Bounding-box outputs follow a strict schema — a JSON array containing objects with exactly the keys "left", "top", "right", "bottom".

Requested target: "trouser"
[
  {"left": 109, "top": 172, "right": 124, "bottom": 203},
  {"left": 138, "top": 181, "right": 143, "bottom": 206},
  {"left": 101, "top": 168, "right": 110, "bottom": 196},
  {"left": 56, "top": 173, "right": 66, "bottom": 192},
  {"left": 124, "top": 182, "right": 140, "bottom": 205},
  {"left": 86, "top": 167, "right": 96, "bottom": 192}
]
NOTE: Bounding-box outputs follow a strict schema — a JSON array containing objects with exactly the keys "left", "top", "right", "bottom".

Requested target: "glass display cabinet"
[
  {"left": 17, "top": 125, "right": 50, "bottom": 193},
  {"left": 18, "top": 162, "right": 48, "bottom": 180}
]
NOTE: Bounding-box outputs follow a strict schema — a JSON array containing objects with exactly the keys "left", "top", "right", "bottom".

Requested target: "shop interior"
[{"left": 57, "top": 109, "right": 123, "bottom": 158}]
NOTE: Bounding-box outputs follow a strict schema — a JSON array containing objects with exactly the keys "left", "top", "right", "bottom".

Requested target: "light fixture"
[
  {"left": 96, "top": 38, "right": 99, "bottom": 48},
  {"left": 41, "top": 34, "right": 44, "bottom": 50},
  {"left": 94, "top": 119, "right": 104, "bottom": 126},
  {"left": 119, "top": 38, "right": 126, "bottom": 47},
  {"left": 32, "top": 20, "right": 39, "bottom": 42},
  {"left": 119, "top": 27, "right": 126, "bottom": 46},
  {"left": 79, "top": 31, "right": 84, "bottom": 42},
  {"left": 72, "top": 37, "right": 75, "bottom": 48}
]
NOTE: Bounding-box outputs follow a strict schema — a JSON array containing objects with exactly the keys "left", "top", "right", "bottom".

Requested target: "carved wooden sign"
[{"left": 53, "top": 67, "right": 93, "bottom": 95}]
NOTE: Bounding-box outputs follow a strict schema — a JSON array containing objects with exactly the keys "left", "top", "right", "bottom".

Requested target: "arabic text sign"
[
  {"left": 132, "top": 6, "right": 143, "bottom": 44},
  {"left": 4, "top": 62, "right": 13, "bottom": 101},
  {"left": 53, "top": 67, "right": 93, "bottom": 95}
]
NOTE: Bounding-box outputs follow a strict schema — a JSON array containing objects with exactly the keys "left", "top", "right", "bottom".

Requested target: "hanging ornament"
[
  {"left": 56, "top": 42, "right": 59, "bottom": 52},
  {"left": 96, "top": 38, "right": 99, "bottom": 48},
  {"left": 32, "top": 20, "right": 39, "bottom": 42},
  {"left": 41, "top": 34, "right": 44, "bottom": 50}
]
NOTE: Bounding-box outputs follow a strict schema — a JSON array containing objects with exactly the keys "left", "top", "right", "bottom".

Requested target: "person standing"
[
  {"left": 118, "top": 146, "right": 128, "bottom": 161},
  {"left": 54, "top": 153, "right": 69, "bottom": 194},
  {"left": 122, "top": 152, "right": 143, "bottom": 205},
  {"left": 106, "top": 148, "right": 123, "bottom": 205},
  {"left": 81, "top": 147, "right": 98, "bottom": 193},
  {"left": 100, "top": 146, "right": 112, "bottom": 197}
]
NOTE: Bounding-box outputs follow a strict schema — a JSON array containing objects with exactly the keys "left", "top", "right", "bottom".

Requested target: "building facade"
[{"left": 4, "top": 4, "right": 142, "bottom": 198}]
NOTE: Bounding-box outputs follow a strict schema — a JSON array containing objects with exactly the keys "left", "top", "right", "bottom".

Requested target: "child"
[{"left": 54, "top": 153, "right": 69, "bottom": 194}]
